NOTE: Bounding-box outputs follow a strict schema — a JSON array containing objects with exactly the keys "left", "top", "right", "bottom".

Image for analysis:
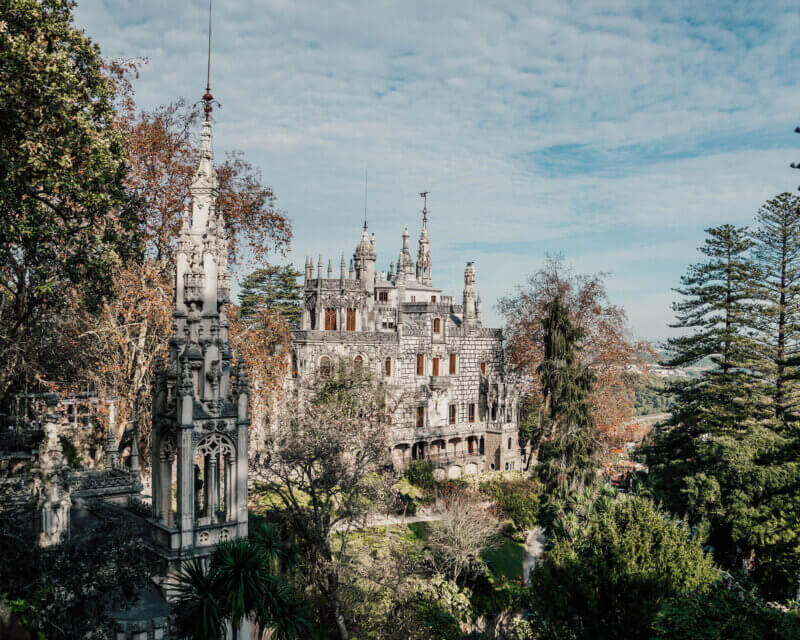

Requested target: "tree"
[
  {"left": 653, "top": 587, "right": 800, "bottom": 640},
  {"left": 259, "top": 359, "right": 392, "bottom": 640},
  {"left": 173, "top": 537, "right": 310, "bottom": 640},
  {"left": 426, "top": 485, "right": 502, "bottom": 583},
  {"left": 528, "top": 492, "right": 719, "bottom": 640},
  {"left": 534, "top": 294, "right": 599, "bottom": 490},
  {"left": 239, "top": 264, "right": 303, "bottom": 328},
  {"left": 228, "top": 306, "right": 291, "bottom": 452},
  {"left": 498, "top": 255, "right": 649, "bottom": 442},
  {"left": 751, "top": 193, "right": 800, "bottom": 421},
  {"left": 0, "top": 519, "right": 156, "bottom": 639},
  {"left": 0, "top": 0, "right": 142, "bottom": 406},
  {"left": 644, "top": 223, "right": 800, "bottom": 601}
]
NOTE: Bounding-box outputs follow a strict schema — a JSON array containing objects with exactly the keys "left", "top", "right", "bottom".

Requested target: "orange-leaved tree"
[{"left": 498, "top": 255, "right": 651, "bottom": 449}]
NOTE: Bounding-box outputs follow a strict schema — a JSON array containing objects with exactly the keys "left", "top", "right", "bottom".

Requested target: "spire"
[
  {"left": 463, "top": 262, "right": 477, "bottom": 330},
  {"left": 416, "top": 192, "right": 432, "bottom": 286},
  {"left": 317, "top": 255, "right": 323, "bottom": 279},
  {"left": 340, "top": 253, "right": 346, "bottom": 279},
  {"left": 327, "top": 258, "right": 333, "bottom": 278}
]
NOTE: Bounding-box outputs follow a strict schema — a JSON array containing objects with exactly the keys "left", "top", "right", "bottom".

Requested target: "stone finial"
[
  {"left": 349, "top": 259, "right": 354, "bottom": 279},
  {"left": 317, "top": 255, "right": 323, "bottom": 279},
  {"left": 340, "top": 253, "right": 346, "bottom": 279},
  {"left": 327, "top": 259, "right": 333, "bottom": 278},
  {"left": 129, "top": 432, "right": 140, "bottom": 473}
]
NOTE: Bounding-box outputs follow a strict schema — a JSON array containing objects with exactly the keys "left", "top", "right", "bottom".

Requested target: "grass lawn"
[{"left": 481, "top": 535, "right": 525, "bottom": 583}]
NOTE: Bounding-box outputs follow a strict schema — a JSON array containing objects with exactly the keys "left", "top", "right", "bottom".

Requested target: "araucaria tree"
[
  {"left": 0, "top": 0, "right": 141, "bottom": 406},
  {"left": 259, "top": 359, "right": 392, "bottom": 640},
  {"left": 645, "top": 221, "right": 800, "bottom": 600},
  {"left": 751, "top": 193, "right": 800, "bottom": 420}
]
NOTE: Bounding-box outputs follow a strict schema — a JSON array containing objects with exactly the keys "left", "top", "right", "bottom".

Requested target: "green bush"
[
  {"left": 58, "top": 436, "right": 83, "bottom": 469},
  {"left": 404, "top": 461, "right": 436, "bottom": 490},
  {"left": 480, "top": 478, "right": 540, "bottom": 532}
]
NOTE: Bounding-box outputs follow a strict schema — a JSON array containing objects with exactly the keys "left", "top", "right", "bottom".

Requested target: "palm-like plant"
[
  {"left": 173, "top": 558, "right": 225, "bottom": 640},
  {"left": 212, "top": 539, "right": 269, "bottom": 635},
  {"left": 251, "top": 522, "right": 295, "bottom": 575},
  {"left": 173, "top": 531, "right": 308, "bottom": 640}
]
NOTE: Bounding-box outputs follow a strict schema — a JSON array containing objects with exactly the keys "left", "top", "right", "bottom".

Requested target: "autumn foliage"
[{"left": 499, "top": 256, "right": 651, "bottom": 444}]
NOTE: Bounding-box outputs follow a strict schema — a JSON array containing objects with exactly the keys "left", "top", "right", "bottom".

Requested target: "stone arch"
[
  {"left": 447, "top": 465, "right": 462, "bottom": 479},
  {"left": 194, "top": 433, "right": 236, "bottom": 525},
  {"left": 319, "top": 355, "right": 333, "bottom": 378}
]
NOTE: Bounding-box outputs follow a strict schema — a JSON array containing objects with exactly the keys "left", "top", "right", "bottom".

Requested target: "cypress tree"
[
  {"left": 536, "top": 294, "right": 597, "bottom": 489},
  {"left": 239, "top": 265, "right": 302, "bottom": 328},
  {"left": 752, "top": 193, "right": 800, "bottom": 421}
]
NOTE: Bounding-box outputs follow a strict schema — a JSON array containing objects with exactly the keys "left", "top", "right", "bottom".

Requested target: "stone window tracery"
[{"left": 324, "top": 308, "right": 337, "bottom": 331}]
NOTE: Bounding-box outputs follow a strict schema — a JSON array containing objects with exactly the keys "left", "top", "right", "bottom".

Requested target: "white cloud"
[{"left": 74, "top": 0, "right": 800, "bottom": 338}]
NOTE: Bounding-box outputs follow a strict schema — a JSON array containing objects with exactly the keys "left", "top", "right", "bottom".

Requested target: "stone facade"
[
  {"left": 149, "top": 120, "right": 250, "bottom": 579},
  {"left": 292, "top": 206, "right": 523, "bottom": 479}
]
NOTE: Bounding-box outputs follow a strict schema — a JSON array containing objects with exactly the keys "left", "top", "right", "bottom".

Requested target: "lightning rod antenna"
[
  {"left": 364, "top": 169, "right": 368, "bottom": 231},
  {"left": 202, "top": 0, "right": 215, "bottom": 121}
]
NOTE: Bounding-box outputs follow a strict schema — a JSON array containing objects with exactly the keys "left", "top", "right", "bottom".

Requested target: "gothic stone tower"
[{"left": 150, "top": 120, "right": 249, "bottom": 575}]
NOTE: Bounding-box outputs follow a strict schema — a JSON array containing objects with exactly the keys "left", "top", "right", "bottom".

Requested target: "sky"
[{"left": 74, "top": 1, "right": 800, "bottom": 340}]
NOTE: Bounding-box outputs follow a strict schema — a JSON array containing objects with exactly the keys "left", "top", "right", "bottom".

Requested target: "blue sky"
[{"left": 75, "top": 1, "right": 800, "bottom": 339}]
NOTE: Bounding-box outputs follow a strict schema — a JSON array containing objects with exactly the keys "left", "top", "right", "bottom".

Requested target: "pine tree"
[
  {"left": 645, "top": 223, "right": 800, "bottom": 601},
  {"left": 536, "top": 295, "right": 597, "bottom": 488},
  {"left": 239, "top": 265, "right": 302, "bottom": 328},
  {"left": 752, "top": 193, "right": 800, "bottom": 421}
]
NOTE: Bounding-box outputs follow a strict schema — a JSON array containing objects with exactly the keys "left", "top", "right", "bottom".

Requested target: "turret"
[
  {"left": 398, "top": 228, "right": 414, "bottom": 279},
  {"left": 353, "top": 223, "right": 376, "bottom": 294}
]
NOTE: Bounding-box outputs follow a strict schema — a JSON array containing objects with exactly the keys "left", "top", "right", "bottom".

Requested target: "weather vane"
[
  {"left": 419, "top": 191, "right": 429, "bottom": 220},
  {"left": 200, "top": 0, "right": 220, "bottom": 121}
]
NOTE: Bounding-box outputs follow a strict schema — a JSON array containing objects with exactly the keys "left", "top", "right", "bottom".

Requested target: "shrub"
[
  {"left": 404, "top": 460, "right": 436, "bottom": 490},
  {"left": 480, "top": 478, "right": 540, "bottom": 532},
  {"left": 58, "top": 435, "right": 83, "bottom": 469}
]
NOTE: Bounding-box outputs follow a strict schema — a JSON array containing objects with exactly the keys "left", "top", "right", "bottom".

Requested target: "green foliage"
[
  {"left": 653, "top": 587, "right": 800, "bottom": 640},
  {"left": 174, "top": 536, "right": 310, "bottom": 640},
  {"left": 528, "top": 493, "right": 719, "bottom": 640},
  {"left": 0, "top": 520, "right": 155, "bottom": 639},
  {"left": 239, "top": 264, "right": 303, "bottom": 328},
  {"left": 479, "top": 478, "right": 540, "bottom": 534},
  {"left": 644, "top": 219, "right": 800, "bottom": 601},
  {"left": 536, "top": 294, "right": 598, "bottom": 491},
  {"left": 57, "top": 434, "right": 82, "bottom": 468},
  {"left": 403, "top": 460, "right": 436, "bottom": 491},
  {"left": 0, "top": 0, "right": 142, "bottom": 402},
  {"left": 632, "top": 375, "right": 677, "bottom": 415}
]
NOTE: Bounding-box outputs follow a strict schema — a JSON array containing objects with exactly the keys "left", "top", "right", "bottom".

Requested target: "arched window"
[
  {"left": 346, "top": 308, "right": 356, "bottom": 331},
  {"left": 291, "top": 353, "right": 298, "bottom": 378},
  {"left": 319, "top": 356, "right": 332, "bottom": 378},
  {"left": 354, "top": 355, "right": 364, "bottom": 370},
  {"left": 508, "top": 437, "right": 512, "bottom": 450},
  {"left": 480, "top": 361, "right": 487, "bottom": 376},
  {"left": 385, "top": 357, "right": 391, "bottom": 377},
  {"left": 449, "top": 354, "right": 456, "bottom": 375},
  {"left": 433, "top": 318, "right": 441, "bottom": 333},
  {"left": 324, "top": 308, "right": 337, "bottom": 331}
]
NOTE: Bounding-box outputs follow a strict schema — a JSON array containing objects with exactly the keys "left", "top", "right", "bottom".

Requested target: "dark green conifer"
[
  {"left": 752, "top": 193, "right": 800, "bottom": 421},
  {"left": 536, "top": 294, "right": 597, "bottom": 490},
  {"left": 239, "top": 265, "right": 302, "bottom": 328}
]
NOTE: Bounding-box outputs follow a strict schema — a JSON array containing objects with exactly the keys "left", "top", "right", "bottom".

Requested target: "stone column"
[
  {"left": 208, "top": 455, "right": 219, "bottom": 524},
  {"left": 160, "top": 454, "right": 173, "bottom": 527},
  {"left": 225, "top": 455, "right": 233, "bottom": 522}
]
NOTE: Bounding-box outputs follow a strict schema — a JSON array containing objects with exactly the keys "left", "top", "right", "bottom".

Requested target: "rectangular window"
[
  {"left": 431, "top": 295, "right": 436, "bottom": 302},
  {"left": 416, "top": 354, "right": 424, "bottom": 376},
  {"left": 449, "top": 354, "right": 456, "bottom": 375},
  {"left": 411, "top": 295, "right": 416, "bottom": 302},
  {"left": 480, "top": 361, "right": 487, "bottom": 376},
  {"left": 432, "top": 357, "right": 440, "bottom": 376},
  {"left": 385, "top": 358, "right": 391, "bottom": 377},
  {"left": 379, "top": 291, "right": 389, "bottom": 302},
  {"left": 324, "top": 308, "right": 337, "bottom": 331},
  {"left": 416, "top": 406, "right": 425, "bottom": 428},
  {"left": 449, "top": 405, "right": 456, "bottom": 425},
  {"left": 433, "top": 318, "right": 441, "bottom": 333},
  {"left": 468, "top": 403, "right": 475, "bottom": 423},
  {"left": 346, "top": 308, "right": 356, "bottom": 331}
]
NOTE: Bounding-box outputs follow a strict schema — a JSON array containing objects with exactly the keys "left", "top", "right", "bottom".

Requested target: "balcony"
[{"left": 428, "top": 375, "right": 451, "bottom": 391}]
